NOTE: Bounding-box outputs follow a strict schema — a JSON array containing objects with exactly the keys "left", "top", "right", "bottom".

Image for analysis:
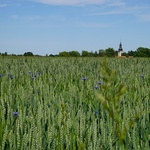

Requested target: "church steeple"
[
  {"left": 118, "top": 42, "right": 123, "bottom": 52},
  {"left": 118, "top": 42, "right": 123, "bottom": 57}
]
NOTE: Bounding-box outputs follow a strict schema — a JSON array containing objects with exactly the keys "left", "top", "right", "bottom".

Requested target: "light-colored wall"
[{"left": 118, "top": 51, "right": 122, "bottom": 57}]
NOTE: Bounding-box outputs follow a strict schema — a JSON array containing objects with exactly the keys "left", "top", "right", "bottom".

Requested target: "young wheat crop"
[{"left": 0, "top": 57, "right": 149, "bottom": 150}]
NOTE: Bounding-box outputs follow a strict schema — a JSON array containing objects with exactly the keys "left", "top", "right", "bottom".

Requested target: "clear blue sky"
[{"left": 0, "top": 0, "right": 150, "bottom": 55}]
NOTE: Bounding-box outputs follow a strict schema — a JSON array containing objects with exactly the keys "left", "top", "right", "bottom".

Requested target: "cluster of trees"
[
  {"left": 0, "top": 52, "right": 38, "bottom": 57},
  {"left": 0, "top": 47, "right": 149, "bottom": 57},
  {"left": 58, "top": 47, "right": 150, "bottom": 57},
  {"left": 58, "top": 48, "right": 115, "bottom": 57}
]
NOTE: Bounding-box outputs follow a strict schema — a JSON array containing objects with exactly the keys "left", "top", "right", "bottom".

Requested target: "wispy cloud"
[
  {"left": 33, "top": 0, "right": 111, "bottom": 6},
  {"left": 88, "top": 5, "right": 149, "bottom": 16},
  {"left": 137, "top": 14, "right": 150, "bottom": 22},
  {"left": 10, "top": 15, "right": 19, "bottom": 20},
  {"left": 74, "top": 21, "right": 110, "bottom": 28},
  {"left": 106, "top": 0, "right": 125, "bottom": 7},
  {"left": 0, "top": 4, "right": 8, "bottom": 7},
  {"left": 26, "top": 16, "right": 41, "bottom": 21},
  {"left": 0, "top": 0, "right": 23, "bottom": 8},
  {"left": 10, "top": 15, "right": 41, "bottom": 21}
]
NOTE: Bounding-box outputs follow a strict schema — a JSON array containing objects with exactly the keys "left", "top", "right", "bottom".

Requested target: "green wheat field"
[{"left": 0, "top": 57, "right": 150, "bottom": 150}]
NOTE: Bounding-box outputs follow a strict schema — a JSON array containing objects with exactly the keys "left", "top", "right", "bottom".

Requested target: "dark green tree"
[
  {"left": 98, "top": 49, "right": 106, "bottom": 57},
  {"left": 89, "top": 51, "right": 94, "bottom": 57},
  {"left": 69, "top": 50, "right": 80, "bottom": 57},
  {"left": 105, "top": 48, "right": 115, "bottom": 57},
  {"left": 49, "top": 54, "right": 55, "bottom": 57},
  {"left": 122, "top": 52, "right": 128, "bottom": 57},
  {"left": 93, "top": 51, "right": 98, "bottom": 57},
  {"left": 58, "top": 51, "right": 70, "bottom": 57},
  {"left": 1, "top": 52, "right": 8, "bottom": 56},
  {"left": 136, "top": 47, "right": 150, "bottom": 57},
  {"left": 24, "top": 52, "right": 34, "bottom": 56},
  {"left": 81, "top": 50, "right": 90, "bottom": 57},
  {"left": 128, "top": 50, "right": 136, "bottom": 57}
]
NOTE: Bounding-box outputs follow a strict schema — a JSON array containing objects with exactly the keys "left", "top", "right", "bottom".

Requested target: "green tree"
[
  {"left": 105, "top": 48, "right": 115, "bottom": 57},
  {"left": 69, "top": 50, "right": 80, "bottom": 57},
  {"left": 59, "top": 51, "right": 70, "bottom": 57},
  {"left": 81, "top": 50, "right": 90, "bottom": 57},
  {"left": 89, "top": 51, "right": 94, "bottom": 57},
  {"left": 93, "top": 51, "right": 98, "bottom": 57},
  {"left": 136, "top": 47, "right": 150, "bottom": 57},
  {"left": 49, "top": 54, "right": 55, "bottom": 57},
  {"left": 1, "top": 52, "right": 8, "bottom": 56},
  {"left": 98, "top": 49, "right": 106, "bottom": 57},
  {"left": 24, "top": 52, "right": 34, "bottom": 56},
  {"left": 122, "top": 52, "right": 128, "bottom": 57},
  {"left": 128, "top": 50, "right": 136, "bottom": 57}
]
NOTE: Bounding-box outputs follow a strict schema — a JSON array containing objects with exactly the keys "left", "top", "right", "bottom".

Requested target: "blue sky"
[{"left": 0, "top": 0, "right": 150, "bottom": 55}]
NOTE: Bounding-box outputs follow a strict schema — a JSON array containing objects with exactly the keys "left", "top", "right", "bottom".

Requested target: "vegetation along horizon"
[{"left": 0, "top": 56, "right": 149, "bottom": 150}]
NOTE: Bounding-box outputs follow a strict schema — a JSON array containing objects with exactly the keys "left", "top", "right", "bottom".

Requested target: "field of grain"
[{"left": 0, "top": 57, "right": 149, "bottom": 150}]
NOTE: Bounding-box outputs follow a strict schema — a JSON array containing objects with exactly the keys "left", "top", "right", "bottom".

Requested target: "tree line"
[
  {"left": 0, "top": 47, "right": 150, "bottom": 57},
  {"left": 58, "top": 47, "right": 150, "bottom": 57}
]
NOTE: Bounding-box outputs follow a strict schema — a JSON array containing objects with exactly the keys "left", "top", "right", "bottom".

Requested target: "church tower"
[{"left": 118, "top": 42, "right": 123, "bottom": 57}]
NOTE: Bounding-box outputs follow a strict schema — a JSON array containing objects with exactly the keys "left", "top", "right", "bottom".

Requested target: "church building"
[{"left": 118, "top": 42, "right": 123, "bottom": 57}]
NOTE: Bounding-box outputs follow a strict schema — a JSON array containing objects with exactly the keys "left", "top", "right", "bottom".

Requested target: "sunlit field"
[{"left": 0, "top": 57, "right": 149, "bottom": 150}]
